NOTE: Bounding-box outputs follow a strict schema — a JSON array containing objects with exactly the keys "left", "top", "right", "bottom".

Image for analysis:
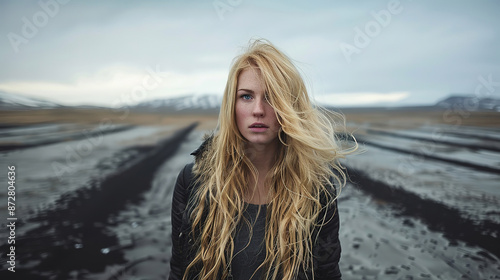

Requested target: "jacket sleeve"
[
  {"left": 169, "top": 163, "right": 193, "bottom": 280},
  {"left": 313, "top": 199, "right": 342, "bottom": 280}
]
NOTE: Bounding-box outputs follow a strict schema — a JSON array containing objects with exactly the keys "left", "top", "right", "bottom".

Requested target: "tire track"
[
  {"left": 444, "top": 131, "right": 500, "bottom": 143},
  {"left": 0, "top": 123, "right": 197, "bottom": 279},
  {"left": 0, "top": 124, "right": 135, "bottom": 152},
  {"left": 347, "top": 166, "right": 500, "bottom": 260},
  {"left": 355, "top": 136, "right": 500, "bottom": 175},
  {"left": 365, "top": 128, "right": 500, "bottom": 153}
]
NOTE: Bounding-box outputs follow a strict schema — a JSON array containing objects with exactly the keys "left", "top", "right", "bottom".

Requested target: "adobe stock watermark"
[
  {"left": 110, "top": 64, "right": 169, "bottom": 120},
  {"left": 51, "top": 65, "right": 169, "bottom": 181},
  {"left": 443, "top": 74, "right": 500, "bottom": 126},
  {"left": 213, "top": 0, "right": 243, "bottom": 21},
  {"left": 339, "top": 0, "right": 406, "bottom": 63},
  {"left": 7, "top": 0, "right": 71, "bottom": 53},
  {"left": 395, "top": 74, "right": 499, "bottom": 184}
]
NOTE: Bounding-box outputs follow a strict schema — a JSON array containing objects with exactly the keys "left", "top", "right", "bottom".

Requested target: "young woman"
[{"left": 169, "top": 39, "right": 356, "bottom": 280}]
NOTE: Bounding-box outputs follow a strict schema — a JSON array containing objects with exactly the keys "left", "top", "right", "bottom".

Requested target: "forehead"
[{"left": 237, "top": 67, "right": 265, "bottom": 92}]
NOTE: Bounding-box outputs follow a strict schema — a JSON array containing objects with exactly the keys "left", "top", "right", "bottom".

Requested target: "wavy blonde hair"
[{"left": 185, "top": 39, "right": 356, "bottom": 280}]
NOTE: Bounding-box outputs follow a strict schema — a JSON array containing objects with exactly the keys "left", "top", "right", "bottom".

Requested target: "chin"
[{"left": 245, "top": 136, "right": 278, "bottom": 146}]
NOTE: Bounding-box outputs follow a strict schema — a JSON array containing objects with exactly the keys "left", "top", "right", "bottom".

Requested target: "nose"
[{"left": 252, "top": 98, "right": 265, "bottom": 117}]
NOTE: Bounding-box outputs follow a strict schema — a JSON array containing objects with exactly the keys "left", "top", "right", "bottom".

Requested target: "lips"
[
  {"left": 249, "top": 122, "right": 269, "bottom": 132},
  {"left": 249, "top": 123, "right": 269, "bottom": 128}
]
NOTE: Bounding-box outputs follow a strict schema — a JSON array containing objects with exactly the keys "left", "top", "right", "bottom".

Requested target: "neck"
[
  {"left": 244, "top": 140, "right": 279, "bottom": 204},
  {"left": 245, "top": 140, "right": 278, "bottom": 173}
]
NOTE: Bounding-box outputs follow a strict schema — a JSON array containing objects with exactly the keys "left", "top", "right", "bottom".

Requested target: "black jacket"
[{"left": 169, "top": 143, "right": 342, "bottom": 280}]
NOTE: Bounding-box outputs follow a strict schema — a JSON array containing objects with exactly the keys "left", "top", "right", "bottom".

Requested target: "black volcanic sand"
[
  {"left": 349, "top": 168, "right": 500, "bottom": 259},
  {"left": 340, "top": 171, "right": 500, "bottom": 279},
  {"left": 0, "top": 123, "right": 197, "bottom": 279},
  {"left": 339, "top": 122, "right": 500, "bottom": 279},
  {"left": 1, "top": 121, "right": 500, "bottom": 279},
  {"left": 88, "top": 128, "right": 207, "bottom": 280}
]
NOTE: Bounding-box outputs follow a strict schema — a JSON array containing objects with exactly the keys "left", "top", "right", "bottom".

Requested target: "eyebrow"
[{"left": 237, "top": 88, "right": 254, "bottom": 93}]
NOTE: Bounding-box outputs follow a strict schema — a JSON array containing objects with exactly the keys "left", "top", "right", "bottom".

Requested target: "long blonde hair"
[{"left": 185, "top": 39, "right": 356, "bottom": 280}]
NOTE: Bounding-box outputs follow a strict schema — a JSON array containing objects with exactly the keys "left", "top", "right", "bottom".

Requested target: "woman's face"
[{"left": 235, "top": 67, "right": 281, "bottom": 148}]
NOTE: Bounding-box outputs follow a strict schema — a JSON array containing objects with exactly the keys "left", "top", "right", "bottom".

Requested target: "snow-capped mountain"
[
  {"left": 133, "top": 94, "right": 221, "bottom": 112},
  {"left": 0, "top": 91, "right": 61, "bottom": 109},
  {"left": 436, "top": 95, "right": 500, "bottom": 111}
]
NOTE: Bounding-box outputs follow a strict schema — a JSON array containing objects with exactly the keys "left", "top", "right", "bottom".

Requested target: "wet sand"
[{"left": 0, "top": 108, "right": 499, "bottom": 279}]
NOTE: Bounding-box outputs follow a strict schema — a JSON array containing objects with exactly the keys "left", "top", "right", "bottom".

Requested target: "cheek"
[
  {"left": 265, "top": 106, "right": 280, "bottom": 128},
  {"left": 235, "top": 103, "right": 246, "bottom": 130}
]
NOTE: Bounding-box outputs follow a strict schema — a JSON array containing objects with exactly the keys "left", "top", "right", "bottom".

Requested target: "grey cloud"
[{"left": 1, "top": 0, "right": 499, "bottom": 106}]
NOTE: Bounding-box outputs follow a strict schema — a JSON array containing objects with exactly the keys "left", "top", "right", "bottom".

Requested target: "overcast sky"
[{"left": 1, "top": 0, "right": 499, "bottom": 107}]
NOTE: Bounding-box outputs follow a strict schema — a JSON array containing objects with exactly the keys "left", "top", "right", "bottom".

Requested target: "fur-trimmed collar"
[{"left": 190, "top": 134, "right": 214, "bottom": 164}]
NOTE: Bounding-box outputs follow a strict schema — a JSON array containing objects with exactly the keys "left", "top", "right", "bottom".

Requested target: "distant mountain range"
[
  {"left": 0, "top": 91, "right": 221, "bottom": 112},
  {"left": 1, "top": 91, "right": 499, "bottom": 112},
  {"left": 435, "top": 95, "right": 500, "bottom": 111},
  {"left": 133, "top": 94, "right": 221, "bottom": 113},
  {"left": 0, "top": 91, "right": 62, "bottom": 109}
]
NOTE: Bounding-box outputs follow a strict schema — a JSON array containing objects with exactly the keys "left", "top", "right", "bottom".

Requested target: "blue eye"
[{"left": 241, "top": 94, "right": 252, "bottom": 100}]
